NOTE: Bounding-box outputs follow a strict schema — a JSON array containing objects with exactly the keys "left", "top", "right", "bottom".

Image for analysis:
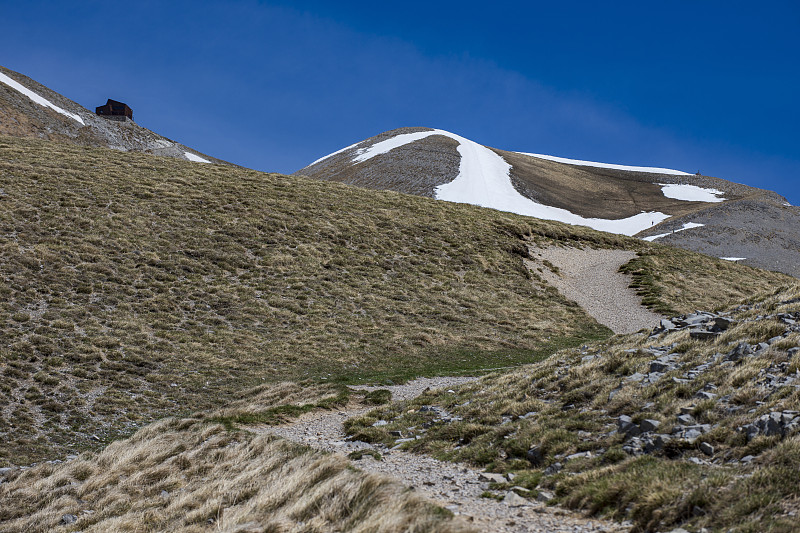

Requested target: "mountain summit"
[
  {"left": 0, "top": 65, "right": 224, "bottom": 164},
  {"left": 297, "top": 127, "right": 800, "bottom": 277}
]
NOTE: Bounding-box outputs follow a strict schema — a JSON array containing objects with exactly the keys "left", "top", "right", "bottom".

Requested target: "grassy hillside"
[
  {"left": 347, "top": 285, "right": 800, "bottom": 532},
  {"left": 0, "top": 135, "right": 789, "bottom": 467}
]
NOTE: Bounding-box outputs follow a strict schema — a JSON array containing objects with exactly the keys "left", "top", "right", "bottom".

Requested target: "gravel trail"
[
  {"left": 530, "top": 246, "right": 663, "bottom": 334},
  {"left": 253, "top": 377, "right": 626, "bottom": 533}
]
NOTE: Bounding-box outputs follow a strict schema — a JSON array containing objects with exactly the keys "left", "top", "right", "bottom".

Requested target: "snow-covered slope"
[
  {"left": 516, "top": 152, "right": 691, "bottom": 176},
  {"left": 0, "top": 65, "right": 225, "bottom": 165},
  {"left": 350, "top": 128, "right": 670, "bottom": 235},
  {"left": 297, "top": 127, "right": 799, "bottom": 278},
  {"left": 304, "top": 128, "right": 729, "bottom": 236}
]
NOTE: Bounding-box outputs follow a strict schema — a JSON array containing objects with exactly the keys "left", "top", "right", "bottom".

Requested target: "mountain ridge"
[
  {"left": 297, "top": 127, "right": 800, "bottom": 277},
  {"left": 0, "top": 65, "right": 225, "bottom": 165}
]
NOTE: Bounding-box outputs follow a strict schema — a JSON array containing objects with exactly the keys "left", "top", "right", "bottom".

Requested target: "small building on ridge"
[{"left": 95, "top": 99, "right": 133, "bottom": 121}]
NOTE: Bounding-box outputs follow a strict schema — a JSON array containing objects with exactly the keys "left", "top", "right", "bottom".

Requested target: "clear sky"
[{"left": 2, "top": 0, "right": 799, "bottom": 203}]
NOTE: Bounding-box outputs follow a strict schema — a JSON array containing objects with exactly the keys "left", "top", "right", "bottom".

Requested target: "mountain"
[
  {"left": 296, "top": 127, "right": 800, "bottom": 278},
  {"left": 0, "top": 65, "right": 225, "bottom": 164}
]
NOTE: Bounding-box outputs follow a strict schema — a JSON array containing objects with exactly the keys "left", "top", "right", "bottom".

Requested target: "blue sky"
[{"left": 2, "top": 0, "right": 799, "bottom": 203}]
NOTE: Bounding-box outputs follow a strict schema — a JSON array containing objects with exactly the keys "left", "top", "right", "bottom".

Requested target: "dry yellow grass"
[{"left": 0, "top": 417, "right": 470, "bottom": 532}]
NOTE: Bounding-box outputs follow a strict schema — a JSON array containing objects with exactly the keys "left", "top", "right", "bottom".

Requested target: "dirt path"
[
  {"left": 253, "top": 378, "right": 626, "bottom": 533},
  {"left": 529, "top": 246, "right": 663, "bottom": 334}
]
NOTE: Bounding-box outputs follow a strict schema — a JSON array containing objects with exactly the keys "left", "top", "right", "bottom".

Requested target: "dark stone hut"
[{"left": 95, "top": 99, "right": 133, "bottom": 121}]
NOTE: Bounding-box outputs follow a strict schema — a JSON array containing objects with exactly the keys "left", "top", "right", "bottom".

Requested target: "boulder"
[
  {"left": 713, "top": 316, "right": 735, "bottom": 330},
  {"left": 479, "top": 472, "right": 507, "bottom": 484},
  {"left": 526, "top": 445, "right": 543, "bottom": 466},
  {"left": 640, "top": 419, "right": 661, "bottom": 433},
  {"left": 700, "top": 442, "right": 715, "bottom": 456},
  {"left": 618, "top": 415, "right": 639, "bottom": 437},
  {"left": 660, "top": 319, "right": 676, "bottom": 330},
  {"left": 725, "top": 342, "right": 753, "bottom": 362},
  {"left": 503, "top": 491, "right": 529, "bottom": 507},
  {"left": 543, "top": 462, "right": 562, "bottom": 475},
  {"left": 690, "top": 330, "right": 720, "bottom": 340}
]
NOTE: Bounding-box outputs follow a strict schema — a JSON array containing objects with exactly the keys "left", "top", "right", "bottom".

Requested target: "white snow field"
[
  {"left": 720, "top": 257, "right": 746, "bottom": 261},
  {"left": 0, "top": 71, "right": 85, "bottom": 125},
  {"left": 659, "top": 183, "right": 725, "bottom": 202},
  {"left": 353, "top": 129, "right": 670, "bottom": 236},
  {"left": 518, "top": 152, "right": 691, "bottom": 176},
  {"left": 642, "top": 222, "right": 705, "bottom": 242},
  {"left": 184, "top": 152, "right": 210, "bottom": 163}
]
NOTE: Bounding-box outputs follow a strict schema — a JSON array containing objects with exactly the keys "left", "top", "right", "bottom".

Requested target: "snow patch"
[
  {"left": 353, "top": 131, "right": 442, "bottom": 163},
  {"left": 0, "top": 72, "right": 85, "bottom": 125},
  {"left": 720, "top": 257, "right": 746, "bottom": 261},
  {"left": 184, "top": 152, "right": 210, "bottom": 163},
  {"left": 642, "top": 222, "right": 705, "bottom": 241},
  {"left": 659, "top": 183, "right": 725, "bottom": 202},
  {"left": 518, "top": 152, "right": 690, "bottom": 176},
  {"left": 351, "top": 129, "right": 671, "bottom": 236},
  {"left": 308, "top": 140, "right": 364, "bottom": 167}
]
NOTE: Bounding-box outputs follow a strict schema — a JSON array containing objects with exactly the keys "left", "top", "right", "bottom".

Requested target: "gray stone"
[
  {"left": 677, "top": 414, "right": 696, "bottom": 425},
  {"left": 640, "top": 419, "right": 661, "bottom": 433},
  {"left": 61, "top": 515, "right": 77, "bottom": 525},
  {"left": 0, "top": 468, "right": 11, "bottom": 477},
  {"left": 743, "top": 424, "right": 759, "bottom": 441},
  {"left": 685, "top": 314, "right": 707, "bottom": 326},
  {"left": 643, "top": 434, "right": 670, "bottom": 453},
  {"left": 479, "top": 472, "right": 507, "bottom": 484},
  {"left": 536, "top": 490, "right": 555, "bottom": 503},
  {"left": 372, "top": 420, "right": 388, "bottom": 427},
  {"left": 741, "top": 455, "right": 755, "bottom": 463},
  {"left": 700, "top": 442, "right": 715, "bottom": 456},
  {"left": 618, "top": 415, "right": 640, "bottom": 437},
  {"left": 565, "top": 451, "right": 592, "bottom": 461},
  {"left": 526, "top": 446, "right": 543, "bottom": 466},
  {"left": 660, "top": 319, "right": 676, "bottom": 330},
  {"left": 690, "top": 330, "right": 720, "bottom": 341},
  {"left": 683, "top": 429, "right": 703, "bottom": 442},
  {"left": 695, "top": 391, "right": 717, "bottom": 400},
  {"left": 650, "top": 359, "right": 674, "bottom": 373},
  {"left": 726, "top": 342, "right": 753, "bottom": 362},
  {"left": 503, "top": 491, "right": 529, "bottom": 507},
  {"left": 543, "top": 462, "right": 563, "bottom": 475},
  {"left": 788, "top": 347, "right": 800, "bottom": 358},
  {"left": 714, "top": 316, "right": 734, "bottom": 330}
]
